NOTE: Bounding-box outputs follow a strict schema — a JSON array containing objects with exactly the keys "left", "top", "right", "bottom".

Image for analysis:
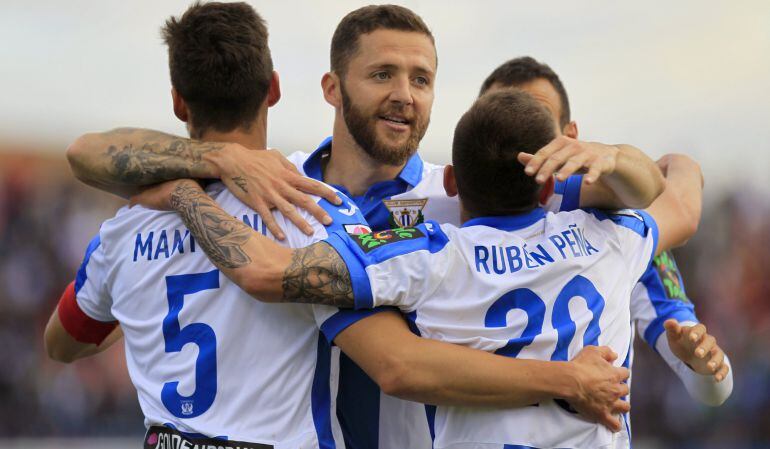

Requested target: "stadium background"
[{"left": 1, "top": 0, "right": 768, "bottom": 448}]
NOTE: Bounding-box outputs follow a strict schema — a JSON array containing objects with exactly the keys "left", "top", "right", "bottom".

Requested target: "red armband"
[{"left": 57, "top": 281, "right": 117, "bottom": 345}]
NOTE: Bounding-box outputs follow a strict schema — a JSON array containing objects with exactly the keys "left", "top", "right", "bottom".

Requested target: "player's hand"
[
  {"left": 568, "top": 345, "right": 630, "bottom": 433},
  {"left": 518, "top": 136, "right": 620, "bottom": 185},
  {"left": 664, "top": 319, "right": 729, "bottom": 382},
  {"left": 211, "top": 146, "right": 342, "bottom": 240},
  {"left": 130, "top": 179, "right": 201, "bottom": 211}
]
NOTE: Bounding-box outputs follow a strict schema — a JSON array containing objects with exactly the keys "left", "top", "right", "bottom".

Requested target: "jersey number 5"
[{"left": 161, "top": 270, "right": 220, "bottom": 419}]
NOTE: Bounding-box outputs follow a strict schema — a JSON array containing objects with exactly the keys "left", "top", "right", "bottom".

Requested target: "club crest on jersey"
[
  {"left": 181, "top": 400, "right": 194, "bottom": 416},
  {"left": 383, "top": 199, "right": 427, "bottom": 228},
  {"left": 344, "top": 224, "right": 372, "bottom": 235},
  {"left": 350, "top": 227, "right": 425, "bottom": 253},
  {"left": 653, "top": 251, "right": 691, "bottom": 302}
]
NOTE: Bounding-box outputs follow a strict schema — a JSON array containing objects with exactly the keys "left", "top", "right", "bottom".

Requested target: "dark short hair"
[
  {"left": 479, "top": 56, "right": 570, "bottom": 128},
  {"left": 453, "top": 89, "right": 556, "bottom": 216},
  {"left": 162, "top": 2, "right": 273, "bottom": 136},
  {"left": 330, "top": 5, "right": 434, "bottom": 77}
]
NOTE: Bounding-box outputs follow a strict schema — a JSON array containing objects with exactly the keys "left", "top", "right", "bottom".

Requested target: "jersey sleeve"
[
  {"left": 287, "top": 188, "right": 387, "bottom": 343},
  {"left": 59, "top": 233, "right": 118, "bottom": 344},
  {"left": 545, "top": 175, "right": 583, "bottom": 212},
  {"left": 631, "top": 251, "right": 698, "bottom": 348},
  {"left": 597, "top": 208, "right": 659, "bottom": 283},
  {"left": 323, "top": 221, "right": 452, "bottom": 312}
]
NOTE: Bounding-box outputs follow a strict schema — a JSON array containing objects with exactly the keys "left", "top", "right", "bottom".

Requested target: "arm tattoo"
[
  {"left": 282, "top": 242, "right": 355, "bottom": 307},
  {"left": 104, "top": 129, "right": 224, "bottom": 184},
  {"left": 170, "top": 182, "right": 253, "bottom": 269}
]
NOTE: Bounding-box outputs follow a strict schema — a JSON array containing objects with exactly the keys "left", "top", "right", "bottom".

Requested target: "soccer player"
[
  {"left": 45, "top": 4, "right": 632, "bottom": 447},
  {"left": 131, "top": 89, "right": 698, "bottom": 448},
  {"left": 62, "top": 6, "right": 668, "bottom": 448},
  {"left": 479, "top": 56, "right": 732, "bottom": 405}
]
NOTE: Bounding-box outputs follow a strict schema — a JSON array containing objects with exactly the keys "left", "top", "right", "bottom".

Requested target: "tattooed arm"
[
  {"left": 67, "top": 127, "right": 341, "bottom": 239},
  {"left": 158, "top": 179, "right": 354, "bottom": 306}
]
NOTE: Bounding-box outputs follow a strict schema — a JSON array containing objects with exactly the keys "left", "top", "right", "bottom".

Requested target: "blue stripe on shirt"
[{"left": 74, "top": 233, "right": 102, "bottom": 294}]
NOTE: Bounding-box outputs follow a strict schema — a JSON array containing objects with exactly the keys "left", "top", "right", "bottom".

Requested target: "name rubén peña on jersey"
[{"left": 474, "top": 224, "right": 600, "bottom": 274}]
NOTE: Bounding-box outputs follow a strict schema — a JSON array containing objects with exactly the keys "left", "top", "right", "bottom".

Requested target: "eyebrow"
[{"left": 368, "top": 63, "right": 435, "bottom": 77}]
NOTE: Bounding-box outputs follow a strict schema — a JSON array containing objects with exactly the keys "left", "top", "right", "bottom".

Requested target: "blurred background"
[{"left": 1, "top": 0, "right": 768, "bottom": 448}]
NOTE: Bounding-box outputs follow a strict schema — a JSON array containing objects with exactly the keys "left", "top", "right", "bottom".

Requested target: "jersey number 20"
[
  {"left": 485, "top": 275, "right": 605, "bottom": 361},
  {"left": 161, "top": 270, "right": 220, "bottom": 418}
]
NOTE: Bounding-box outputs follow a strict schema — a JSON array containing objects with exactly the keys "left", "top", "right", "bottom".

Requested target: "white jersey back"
[
  {"left": 74, "top": 182, "right": 372, "bottom": 448},
  {"left": 325, "top": 207, "right": 658, "bottom": 449}
]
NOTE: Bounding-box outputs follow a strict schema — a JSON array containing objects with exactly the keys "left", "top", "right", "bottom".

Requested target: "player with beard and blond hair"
[{"left": 60, "top": 5, "right": 673, "bottom": 449}]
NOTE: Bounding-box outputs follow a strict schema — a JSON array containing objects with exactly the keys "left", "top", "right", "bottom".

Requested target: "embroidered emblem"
[
  {"left": 350, "top": 227, "right": 425, "bottom": 253},
  {"left": 383, "top": 199, "right": 428, "bottom": 228}
]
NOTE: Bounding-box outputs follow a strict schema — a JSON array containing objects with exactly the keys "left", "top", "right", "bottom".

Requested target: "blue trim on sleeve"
[
  {"left": 318, "top": 308, "right": 386, "bottom": 343},
  {"left": 74, "top": 234, "right": 102, "bottom": 294},
  {"left": 324, "top": 233, "right": 374, "bottom": 310},
  {"left": 367, "top": 222, "right": 450, "bottom": 265},
  {"left": 638, "top": 265, "right": 698, "bottom": 350},
  {"left": 554, "top": 174, "right": 583, "bottom": 212},
  {"left": 587, "top": 208, "right": 659, "bottom": 268},
  {"left": 311, "top": 334, "right": 336, "bottom": 449}
]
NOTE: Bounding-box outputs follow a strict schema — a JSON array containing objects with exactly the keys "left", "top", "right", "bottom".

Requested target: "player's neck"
[
  {"left": 324, "top": 119, "right": 407, "bottom": 197},
  {"left": 196, "top": 114, "right": 268, "bottom": 151}
]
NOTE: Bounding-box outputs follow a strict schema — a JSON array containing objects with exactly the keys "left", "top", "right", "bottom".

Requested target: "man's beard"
[{"left": 340, "top": 82, "right": 429, "bottom": 166}]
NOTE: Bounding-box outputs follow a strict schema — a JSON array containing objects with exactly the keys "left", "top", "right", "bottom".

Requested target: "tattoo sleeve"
[
  {"left": 169, "top": 180, "right": 355, "bottom": 306},
  {"left": 78, "top": 128, "right": 224, "bottom": 187},
  {"left": 282, "top": 242, "right": 355, "bottom": 308},
  {"left": 107, "top": 129, "right": 224, "bottom": 184},
  {"left": 170, "top": 182, "right": 252, "bottom": 269}
]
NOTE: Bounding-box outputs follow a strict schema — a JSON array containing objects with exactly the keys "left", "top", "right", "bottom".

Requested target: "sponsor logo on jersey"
[
  {"left": 350, "top": 227, "right": 425, "bottom": 253},
  {"left": 344, "top": 224, "right": 372, "bottom": 235},
  {"left": 383, "top": 198, "right": 427, "bottom": 228},
  {"left": 653, "top": 251, "right": 690, "bottom": 302}
]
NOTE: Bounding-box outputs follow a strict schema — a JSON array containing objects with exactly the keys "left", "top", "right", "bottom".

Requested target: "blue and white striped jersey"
[
  {"left": 325, "top": 208, "right": 659, "bottom": 449},
  {"left": 73, "top": 181, "right": 375, "bottom": 448}
]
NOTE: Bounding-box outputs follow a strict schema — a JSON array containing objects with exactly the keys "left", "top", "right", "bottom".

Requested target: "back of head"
[
  {"left": 162, "top": 2, "right": 273, "bottom": 137},
  {"left": 453, "top": 89, "right": 556, "bottom": 217},
  {"left": 479, "top": 56, "right": 570, "bottom": 128},
  {"left": 330, "top": 4, "right": 434, "bottom": 77}
]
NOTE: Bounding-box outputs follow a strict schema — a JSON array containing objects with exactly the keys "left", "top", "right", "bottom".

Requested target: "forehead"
[
  {"left": 490, "top": 78, "right": 562, "bottom": 122},
  {"left": 348, "top": 29, "right": 437, "bottom": 74}
]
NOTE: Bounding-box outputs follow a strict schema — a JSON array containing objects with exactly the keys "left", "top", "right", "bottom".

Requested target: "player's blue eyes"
[
  {"left": 414, "top": 77, "right": 429, "bottom": 86},
  {"left": 373, "top": 72, "right": 390, "bottom": 80}
]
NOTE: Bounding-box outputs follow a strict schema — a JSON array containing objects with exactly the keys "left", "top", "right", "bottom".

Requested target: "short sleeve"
[
  {"left": 602, "top": 209, "right": 659, "bottom": 283},
  {"left": 73, "top": 233, "right": 115, "bottom": 322},
  {"left": 547, "top": 175, "right": 583, "bottom": 212},
  {"left": 324, "top": 221, "right": 452, "bottom": 311},
  {"left": 286, "top": 188, "right": 387, "bottom": 343},
  {"left": 631, "top": 251, "right": 698, "bottom": 349}
]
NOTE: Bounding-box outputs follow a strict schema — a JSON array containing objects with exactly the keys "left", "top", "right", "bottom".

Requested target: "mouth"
[{"left": 379, "top": 115, "right": 411, "bottom": 132}]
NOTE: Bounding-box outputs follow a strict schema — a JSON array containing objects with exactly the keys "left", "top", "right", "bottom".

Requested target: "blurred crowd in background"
[{"left": 0, "top": 149, "right": 768, "bottom": 448}]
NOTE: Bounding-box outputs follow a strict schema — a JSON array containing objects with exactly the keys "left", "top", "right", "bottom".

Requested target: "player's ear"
[
  {"left": 172, "top": 88, "right": 189, "bottom": 123},
  {"left": 443, "top": 164, "right": 458, "bottom": 197},
  {"left": 267, "top": 71, "right": 281, "bottom": 107},
  {"left": 563, "top": 121, "right": 578, "bottom": 139},
  {"left": 322, "top": 72, "right": 342, "bottom": 108}
]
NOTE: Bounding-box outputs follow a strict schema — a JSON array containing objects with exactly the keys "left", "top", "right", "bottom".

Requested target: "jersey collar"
[
  {"left": 303, "top": 136, "right": 424, "bottom": 188},
  {"left": 461, "top": 208, "right": 546, "bottom": 231}
]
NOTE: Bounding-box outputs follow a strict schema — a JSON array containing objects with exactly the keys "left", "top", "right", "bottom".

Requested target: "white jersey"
[
  {"left": 325, "top": 208, "right": 659, "bottom": 449},
  {"left": 287, "top": 144, "right": 579, "bottom": 449},
  {"left": 73, "top": 182, "right": 375, "bottom": 448}
]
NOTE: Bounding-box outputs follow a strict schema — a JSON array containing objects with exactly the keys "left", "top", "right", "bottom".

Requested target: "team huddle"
[{"left": 44, "top": 3, "right": 733, "bottom": 449}]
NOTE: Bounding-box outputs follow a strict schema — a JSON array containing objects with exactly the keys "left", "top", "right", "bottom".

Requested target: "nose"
[{"left": 389, "top": 75, "right": 413, "bottom": 106}]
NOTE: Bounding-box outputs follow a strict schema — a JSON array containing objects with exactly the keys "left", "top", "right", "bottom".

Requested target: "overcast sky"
[{"left": 1, "top": 0, "right": 769, "bottom": 195}]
